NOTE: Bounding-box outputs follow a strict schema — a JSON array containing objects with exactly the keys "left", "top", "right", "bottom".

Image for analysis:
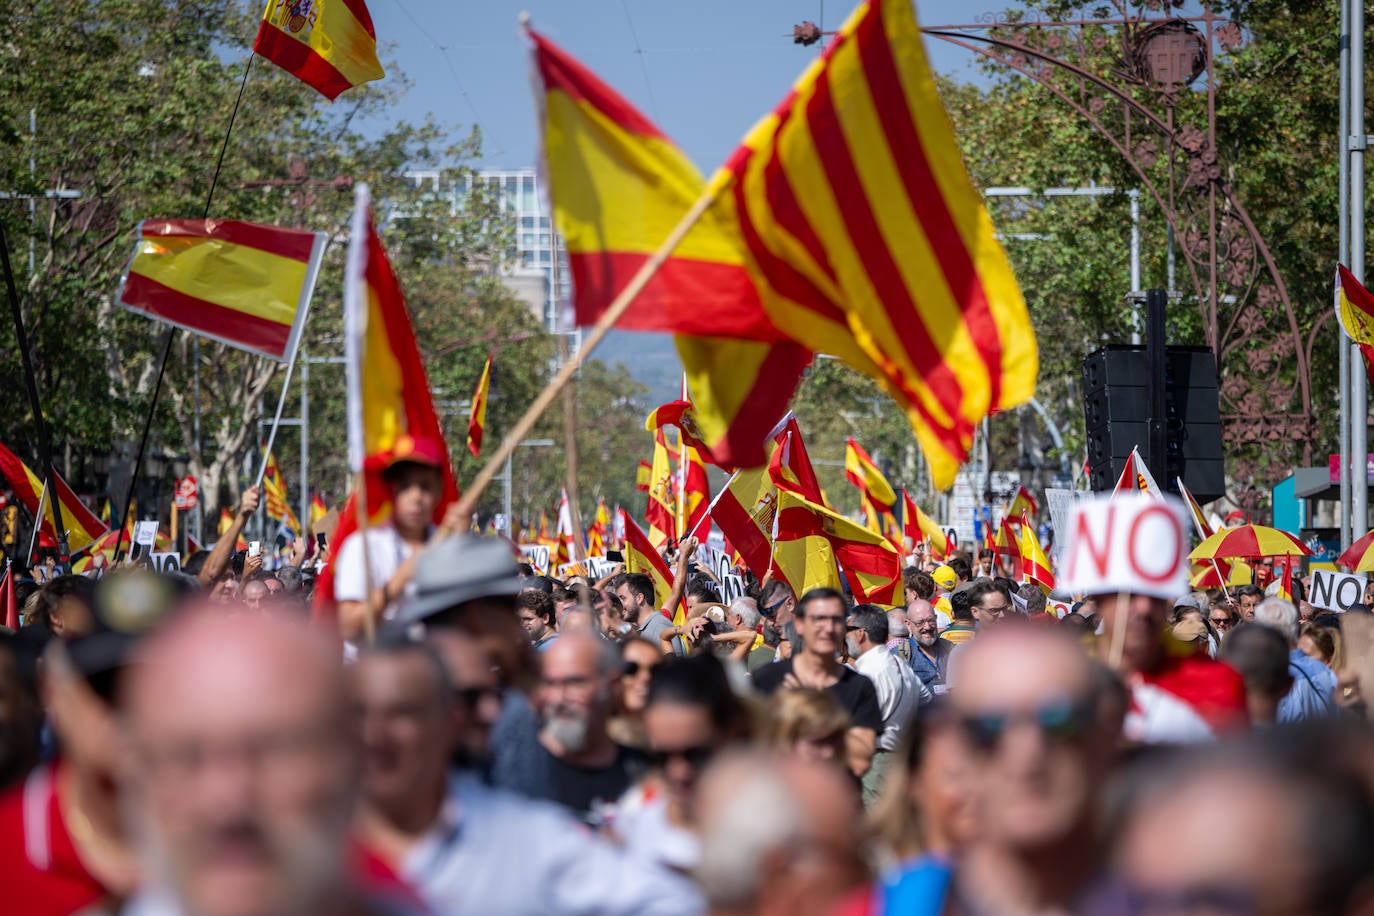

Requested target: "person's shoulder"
[
  {"left": 457, "top": 774, "right": 588, "bottom": 833},
  {"left": 750, "top": 657, "right": 791, "bottom": 692}
]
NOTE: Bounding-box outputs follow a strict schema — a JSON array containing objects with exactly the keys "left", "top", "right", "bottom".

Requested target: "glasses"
[
  {"left": 646, "top": 744, "right": 716, "bottom": 769},
  {"left": 761, "top": 601, "right": 786, "bottom": 617},
  {"left": 623, "top": 660, "right": 658, "bottom": 677},
  {"left": 978, "top": 604, "right": 1011, "bottom": 617},
  {"left": 959, "top": 695, "right": 1097, "bottom": 752},
  {"left": 1210, "top": 617, "right": 1233, "bottom": 629}
]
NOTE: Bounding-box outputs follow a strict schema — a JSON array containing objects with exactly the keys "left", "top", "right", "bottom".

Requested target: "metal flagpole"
[
  {"left": 1341, "top": 0, "right": 1353, "bottom": 549},
  {"left": 1353, "top": 0, "right": 1368, "bottom": 541},
  {"left": 24, "top": 479, "right": 49, "bottom": 567}
]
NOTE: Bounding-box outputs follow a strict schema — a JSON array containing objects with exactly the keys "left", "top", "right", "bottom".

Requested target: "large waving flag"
[
  {"left": 530, "top": 27, "right": 809, "bottom": 468},
  {"left": 0, "top": 442, "right": 106, "bottom": 553},
  {"left": 467, "top": 351, "right": 492, "bottom": 458},
  {"left": 117, "top": 220, "right": 326, "bottom": 361},
  {"left": 253, "top": 0, "right": 385, "bottom": 101},
  {"left": 316, "top": 184, "right": 459, "bottom": 617},
  {"left": 703, "top": 0, "right": 1036, "bottom": 489},
  {"left": 773, "top": 490, "right": 902, "bottom": 605}
]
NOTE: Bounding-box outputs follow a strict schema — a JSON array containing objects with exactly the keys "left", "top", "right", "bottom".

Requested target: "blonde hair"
[{"left": 763, "top": 688, "right": 849, "bottom": 749}]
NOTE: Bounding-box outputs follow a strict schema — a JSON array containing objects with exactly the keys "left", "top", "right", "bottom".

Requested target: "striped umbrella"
[
  {"left": 1190, "top": 559, "right": 1253, "bottom": 588},
  {"left": 1338, "top": 529, "right": 1374, "bottom": 572},
  {"left": 1189, "top": 524, "right": 1312, "bottom": 561}
]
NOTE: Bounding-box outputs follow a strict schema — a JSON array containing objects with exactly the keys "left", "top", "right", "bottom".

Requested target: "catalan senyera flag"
[
  {"left": 1017, "top": 516, "right": 1054, "bottom": 594},
  {"left": 621, "top": 508, "right": 676, "bottom": 613},
  {"left": 703, "top": 0, "right": 1036, "bottom": 489},
  {"left": 773, "top": 490, "right": 902, "bottom": 605},
  {"left": 903, "top": 489, "right": 948, "bottom": 559},
  {"left": 253, "top": 0, "right": 385, "bottom": 101},
  {"left": 262, "top": 448, "right": 301, "bottom": 534},
  {"left": 0, "top": 442, "right": 106, "bottom": 553},
  {"left": 317, "top": 184, "right": 459, "bottom": 618},
  {"left": 531, "top": 27, "right": 809, "bottom": 468},
  {"left": 1336, "top": 264, "right": 1374, "bottom": 345},
  {"left": 646, "top": 429, "right": 678, "bottom": 548},
  {"left": 587, "top": 498, "right": 608, "bottom": 556},
  {"left": 117, "top": 220, "right": 326, "bottom": 362},
  {"left": 467, "top": 351, "right": 492, "bottom": 458}
]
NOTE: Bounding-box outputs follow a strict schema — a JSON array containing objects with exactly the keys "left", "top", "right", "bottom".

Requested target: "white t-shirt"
[{"left": 331, "top": 523, "right": 420, "bottom": 619}]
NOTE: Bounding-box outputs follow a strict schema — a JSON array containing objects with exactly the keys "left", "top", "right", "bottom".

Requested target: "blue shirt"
[
  {"left": 1279, "top": 649, "right": 1337, "bottom": 722},
  {"left": 909, "top": 638, "right": 954, "bottom": 690}
]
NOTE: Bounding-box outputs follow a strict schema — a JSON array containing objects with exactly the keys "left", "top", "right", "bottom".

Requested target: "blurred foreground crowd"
[{"left": 4, "top": 491, "right": 1374, "bottom": 916}]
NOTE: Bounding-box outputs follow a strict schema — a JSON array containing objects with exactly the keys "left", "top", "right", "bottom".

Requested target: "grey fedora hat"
[{"left": 395, "top": 534, "right": 525, "bottom": 625}]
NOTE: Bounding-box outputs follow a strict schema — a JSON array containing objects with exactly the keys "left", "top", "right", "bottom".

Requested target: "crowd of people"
[{"left": 2, "top": 457, "right": 1374, "bottom": 915}]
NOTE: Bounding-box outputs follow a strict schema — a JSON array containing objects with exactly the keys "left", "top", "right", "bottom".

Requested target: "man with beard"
[
  {"left": 533, "top": 631, "right": 637, "bottom": 825},
  {"left": 116, "top": 607, "right": 421, "bottom": 916},
  {"left": 907, "top": 599, "right": 952, "bottom": 692}
]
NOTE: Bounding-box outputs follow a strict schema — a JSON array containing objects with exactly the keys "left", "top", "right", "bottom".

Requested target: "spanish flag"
[
  {"left": 0, "top": 442, "right": 107, "bottom": 553},
  {"left": 530, "top": 27, "right": 809, "bottom": 469},
  {"left": 587, "top": 498, "right": 608, "bottom": 556},
  {"left": 903, "top": 490, "right": 948, "bottom": 560},
  {"left": 117, "top": 220, "right": 326, "bottom": 362},
  {"left": 316, "top": 184, "right": 459, "bottom": 618},
  {"left": 262, "top": 448, "right": 301, "bottom": 533},
  {"left": 679, "top": 443, "right": 711, "bottom": 540},
  {"left": 1017, "top": 516, "right": 1054, "bottom": 594},
  {"left": 646, "top": 429, "right": 678, "bottom": 549},
  {"left": 311, "top": 491, "right": 329, "bottom": 528},
  {"left": 704, "top": 0, "right": 1036, "bottom": 489},
  {"left": 636, "top": 460, "right": 652, "bottom": 492},
  {"left": 253, "top": 0, "right": 385, "bottom": 101},
  {"left": 219, "top": 509, "right": 250, "bottom": 551},
  {"left": 467, "top": 351, "right": 492, "bottom": 458},
  {"left": 1007, "top": 485, "right": 1038, "bottom": 520},
  {"left": 844, "top": 437, "right": 900, "bottom": 540},
  {"left": 773, "top": 490, "right": 902, "bottom": 606},
  {"left": 620, "top": 508, "right": 679, "bottom": 620}
]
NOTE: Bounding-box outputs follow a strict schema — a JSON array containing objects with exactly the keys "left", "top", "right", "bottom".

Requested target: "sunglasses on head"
[
  {"left": 959, "top": 695, "right": 1097, "bottom": 752},
  {"left": 646, "top": 744, "right": 716, "bottom": 769}
]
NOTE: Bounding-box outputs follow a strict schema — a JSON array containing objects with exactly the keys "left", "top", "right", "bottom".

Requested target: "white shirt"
[
  {"left": 854, "top": 644, "right": 927, "bottom": 752},
  {"left": 332, "top": 523, "right": 419, "bottom": 617},
  {"left": 404, "top": 774, "right": 703, "bottom": 916}
]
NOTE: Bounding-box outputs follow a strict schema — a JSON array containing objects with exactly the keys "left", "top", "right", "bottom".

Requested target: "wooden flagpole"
[{"left": 454, "top": 186, "right": 720, "bottom": 519}]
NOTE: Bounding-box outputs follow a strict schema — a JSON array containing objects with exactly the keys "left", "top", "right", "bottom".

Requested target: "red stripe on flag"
[
  {"left": 253, "top": 23, "right": 358, "bottom": 102},
  {"left": 760, "top": 151, "right": 839, "bottom": 290},
  {"left": 567, "top": 252, "right": 774, "bottom": 339},
  {"left": 713, "top": 493, "right": 785, "bottom": 587},
  {"left": 857, "top": 3, "right": 1004, "bottom": 406},
  {"left": 532, "top": 32, "right": 667, "bottom": 141},
  {"left": 120, "top": 273, "right": 293, "bottom": 357},
  {"left": 140, "top": 219, "right": 318, "bottom": 262},
  {"left": 803, "top": 44, "right": 969, "bottom": 434},
  {"left": 339, "top": 0, "right": 378, "bottom": 37},
  {"left": 706, "top": 341, "right": 812, "bottom": 469}
]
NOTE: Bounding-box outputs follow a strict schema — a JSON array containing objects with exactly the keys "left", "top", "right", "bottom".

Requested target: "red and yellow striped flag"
[
  {"left": 587, "top": 498, "right": 608, "bottom": 556},
  {"left": 1337, "top": 264, "right": 1374, "bottom": 344},
  {"left": 262, "top": 448, "right": 301, "bottom": 533},
  {"left": 646, "top": 429, "right": 678, "bottom": 548},
  {"left": 311, "top": 491, "right": 328, "bottom": 528},
  {"left": 118, "top": 220, "right": 325, "bottom": 361},
  {"left": 704, "top": 0, "right": 1036, "bottom": 489},
  {"left": 467, "top": 351, "right": 492, "bottom": 458},
  {"left": 903, "top": 489, "right": 948, "bottom": 560},
  {"left": 773, "top": 490, "right": 902, "bottom": 606},
  {"left": 620, "top": 508, "right": 679, "bottom": 620},
  {"left": 0, "top": 442, "right": 107, "bottom": 553},
  {"left": 219, "top": 508, "right": 250, "bottom": 551},
  {"left": 1017, "top": 515, "right": 1055, "bottom": 594},
  {"left": 530, "top": 27, "right": 809, "bottom": 468},
  {"left": 253, "top": 0, "right": 385, "bottom": 101}
]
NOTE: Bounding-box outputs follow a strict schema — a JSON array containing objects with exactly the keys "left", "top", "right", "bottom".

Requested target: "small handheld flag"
[{"left": 467, "top": 352, "right": 493, "bottom": 458}]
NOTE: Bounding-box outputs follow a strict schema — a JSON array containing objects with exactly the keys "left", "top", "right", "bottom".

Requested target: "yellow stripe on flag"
[{"left": 129, "top": 236, "right": 307, "bottom": 327}]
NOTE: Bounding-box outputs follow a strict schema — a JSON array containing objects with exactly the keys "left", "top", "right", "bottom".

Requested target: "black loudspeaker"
[{"left": 1081, "top": 345, "right": 1226, "bottom": 503}]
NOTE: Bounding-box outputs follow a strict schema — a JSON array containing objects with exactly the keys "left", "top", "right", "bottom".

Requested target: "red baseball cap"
[{"left": 379, "top": 433, "right": 447, "bottom": 472}]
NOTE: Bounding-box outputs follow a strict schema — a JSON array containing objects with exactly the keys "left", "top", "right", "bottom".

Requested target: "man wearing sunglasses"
[{"left": 855, "top": 627, "right": 1123, "bottom": 914}]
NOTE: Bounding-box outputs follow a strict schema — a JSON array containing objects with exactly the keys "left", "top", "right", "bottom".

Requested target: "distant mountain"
[{"left": 590, "top": 330, "right": 683, "bottom": 406}]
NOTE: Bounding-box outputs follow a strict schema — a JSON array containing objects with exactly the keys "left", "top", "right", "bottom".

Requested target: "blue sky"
[{"left": 357, "top": 0, "right": 989, "bottom": 170}]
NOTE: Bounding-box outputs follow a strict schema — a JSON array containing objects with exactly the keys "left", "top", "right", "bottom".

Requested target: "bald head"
[{"left": 119, "top": 607, "right": 357, "bottom": 916}]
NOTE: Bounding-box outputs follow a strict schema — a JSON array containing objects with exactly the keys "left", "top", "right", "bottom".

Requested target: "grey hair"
[
  {"left": 696, "top": 751, "right": 807, "bottom": 908},
  {"left": 731, "top": 596, "right": 761, "bottom": 631},
  {"left": 1253, "top": 596, "right": 1300, "bottom": 645}
]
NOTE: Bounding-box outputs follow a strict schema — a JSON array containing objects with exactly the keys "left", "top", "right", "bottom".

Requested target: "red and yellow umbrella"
[
  {"left": 1190, "top": 559, "right": 1253, "bottom": 588},
  {"left": 1338, "top": 529, "right": 1374, "bottom": 572},
  {"left": 1189, "top": 524, "right": 1311, "bottom": 561}
]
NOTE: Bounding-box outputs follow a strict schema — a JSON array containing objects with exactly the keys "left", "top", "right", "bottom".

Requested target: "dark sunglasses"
[
  {"left": 760, "top": 601, "right": 786, "bottom": 617},
  {"left": 623, "top": 660, "right": 657, "bottom": 677},
  {"left": 646, "top": 744, "right": 716, "bottom": 769},
  {"left": 959, "top": 696, "right": 1097, "bottom": 752}
]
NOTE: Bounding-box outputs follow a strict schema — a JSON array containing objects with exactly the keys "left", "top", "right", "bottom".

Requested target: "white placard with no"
[{"left": 1309, "top": 569, "right": 1368, "bottom": 612}]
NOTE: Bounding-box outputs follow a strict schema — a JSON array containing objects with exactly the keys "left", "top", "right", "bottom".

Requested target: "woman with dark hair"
[
  {"left": 607, "top": 637, "right": 663, "bottom": 750},
  {"left": 612, "top": 654, "right": 753, "bottom": 872}
]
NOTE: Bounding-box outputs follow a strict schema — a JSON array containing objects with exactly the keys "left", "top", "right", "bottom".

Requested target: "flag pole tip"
[{"left": 518, "top": 11, "right": 532, "bottom": 29}]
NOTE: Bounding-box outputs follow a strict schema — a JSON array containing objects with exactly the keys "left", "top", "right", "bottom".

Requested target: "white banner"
[
  {"left": 1059, "top": 494, "right": 1189, "bottom": 599},
  {"left": 519, "top": 544, "right": 550, "bottom": 573},
  {"left": 150, "top": 551, "right": 181, "bottom": 575},
  {"left": 1309, "top": 569, "right": 1367, "bottom": 612}
]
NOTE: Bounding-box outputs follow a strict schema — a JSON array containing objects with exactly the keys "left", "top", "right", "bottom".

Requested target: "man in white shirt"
[
  {"left": 352, "top": 631, "right": 703, "bottom": 916},
  {"left": 847, "top": 604, "right": 927, "bottom": 805},
  {"left": 334, "top": 434, "right": 458, "bottom": 641}
]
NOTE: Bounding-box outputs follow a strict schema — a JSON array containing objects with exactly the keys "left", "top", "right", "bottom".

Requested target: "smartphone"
[
  {"left": 606, "top": 550, "right": 624, "bottom": 563},
  {"left": 315, "top": 532, "right": 327, "bottom": 550},
  {"left": 249, "top": 540, "right": 261, "bottom": 558}
]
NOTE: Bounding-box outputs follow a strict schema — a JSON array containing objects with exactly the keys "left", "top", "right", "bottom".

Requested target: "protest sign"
[
  {"left": 1059, "top": 494, "right": 1189, "bottom": 599},
  {"left": 1309, "top": 569, "right": 1368, "bottom": 612}
]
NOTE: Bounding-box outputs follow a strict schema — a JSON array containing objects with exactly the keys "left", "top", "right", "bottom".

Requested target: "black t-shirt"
[
  {"left": 750, "top": 658, "right": 883, "bottom": 732},
  {"left": 536, "top": 743, "right": 638, "bottom": 826}
]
